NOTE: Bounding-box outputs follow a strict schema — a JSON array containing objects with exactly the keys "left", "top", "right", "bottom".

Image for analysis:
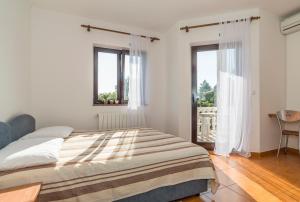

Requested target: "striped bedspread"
[{"left": 0, "top": 128, "right": 218, "bottom": 201}]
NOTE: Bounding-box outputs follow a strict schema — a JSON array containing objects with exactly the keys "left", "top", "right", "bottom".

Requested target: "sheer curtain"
[
  {"left": 128, "top": 34, "right": 146, "bottom": 127},
  {"left": 215, "top": 19, "right": 252, "bottom": 157}
]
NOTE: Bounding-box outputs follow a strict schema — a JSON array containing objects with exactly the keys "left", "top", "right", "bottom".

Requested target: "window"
[
  {"left": 191, "top": 44, "right": 219, "bottom": 148},
  {"left": 94, "top": 47, "right": 129, "bottom": 105}
]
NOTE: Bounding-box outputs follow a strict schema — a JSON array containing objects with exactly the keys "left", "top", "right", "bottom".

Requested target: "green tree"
[
  {"left": 197, "top": 81, "right": 217, "bottom": 107},
  {"left": 204, "top": 91, "right": 214, "bottom": 103},
  {"left": 198, "top": 80, "right": 212, "bottom": 100}
]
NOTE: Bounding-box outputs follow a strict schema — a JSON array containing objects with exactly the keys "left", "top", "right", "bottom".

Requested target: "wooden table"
[{"left": 0, "top": 182, "right": 41, "bottom": 202}]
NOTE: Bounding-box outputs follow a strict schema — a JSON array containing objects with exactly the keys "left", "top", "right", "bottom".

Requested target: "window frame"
[
  {"left": 93, "top": 47, "right": 129, "bottom": 106},
  {"left": 191, "top": 44, "right": 219, "bottom": 149}
]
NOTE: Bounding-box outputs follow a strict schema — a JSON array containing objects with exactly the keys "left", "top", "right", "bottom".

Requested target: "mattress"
[{"left": 0, "top": 128, "right": 218, "bottom": 201}]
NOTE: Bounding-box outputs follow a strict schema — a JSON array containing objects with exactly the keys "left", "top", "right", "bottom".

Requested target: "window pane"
[
  {"left": 97, "top": 52, "right": 118, "bottom": 102},
  {"left": 197, "top": 50, "right": 217, "bottom": 107},
  {"left": 124, "top": 55, "right": 130, "bottom": 101}
]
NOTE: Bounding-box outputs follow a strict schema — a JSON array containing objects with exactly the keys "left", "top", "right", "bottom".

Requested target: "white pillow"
[
  {"left": 21, "top": 126, "right": 73, "bottom": 140},
  {"left": 0, "top": 137, "right": 63, "bottom": 171}
]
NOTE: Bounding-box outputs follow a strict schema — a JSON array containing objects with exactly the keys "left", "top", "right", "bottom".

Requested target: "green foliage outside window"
[
  {"left": 98, "top": 92, "right": 117, "bottom": 103},
  {"left": 197, "top": 80, "right": 217, "bottom": 107}
]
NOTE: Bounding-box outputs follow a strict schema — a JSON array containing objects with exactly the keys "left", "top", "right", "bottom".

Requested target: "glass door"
[{"left": 191, "top": 44, "right": 218, "bottom": 150}]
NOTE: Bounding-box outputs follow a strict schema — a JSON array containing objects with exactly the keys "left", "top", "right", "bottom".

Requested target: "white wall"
[
  {"left": 0, "top": 0, "right": 31, "bottom": 121},
  {"left": 164, "top": 25, "right": 180, "bottom": 136},
  {"left": 164, "top": 9, "right": 261, "bottom": 152},
  {"left": 286, "top": 31, "right": 300, "bottom": 149},
  {"left": 259, "top": 10, "right": 286, "bottom": 152},
  {"left": 30, "top": 7, "right": 167, "bottom": 131}
]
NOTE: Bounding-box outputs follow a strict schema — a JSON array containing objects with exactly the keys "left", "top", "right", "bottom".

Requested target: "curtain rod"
[
  {"left": 180, "top": 16, "right": 260, "bottom": 32},
  {"left": 81, "top": 24, "right": 160, "bottom": 42}
]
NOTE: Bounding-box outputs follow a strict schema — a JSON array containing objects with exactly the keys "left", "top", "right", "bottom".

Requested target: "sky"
[
  {"left": 98, "top": 52, "right": 118, "bottom": 94},
  {"left": 197, "top": 50, "right": 217, "bottom": 90}
]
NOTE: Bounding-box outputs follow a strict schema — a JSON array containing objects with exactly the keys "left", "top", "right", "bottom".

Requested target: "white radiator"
[{"left": 97, "top": 111, "right": 145, "bottom": 131}]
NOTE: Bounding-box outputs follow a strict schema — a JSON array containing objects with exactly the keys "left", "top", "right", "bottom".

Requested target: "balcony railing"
[{"left": 197, "top": 107, "right": 217, "bottom": 143}]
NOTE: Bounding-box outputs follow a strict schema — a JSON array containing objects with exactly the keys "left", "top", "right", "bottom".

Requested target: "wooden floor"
[{"left": 182, "top": 152, "right": 300, "bottom": 202}]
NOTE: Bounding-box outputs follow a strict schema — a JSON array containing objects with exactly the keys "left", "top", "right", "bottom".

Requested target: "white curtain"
[
  {"left": 128, "top": 34, "right": 146, "bottom": 127},
  {"left": 215, "top": 19, "right": 252, "bottom": 157}
]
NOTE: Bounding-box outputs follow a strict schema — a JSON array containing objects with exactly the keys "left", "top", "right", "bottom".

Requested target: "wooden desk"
[{"left": 0, "top": 182, "right": 41, "bottom": 202}]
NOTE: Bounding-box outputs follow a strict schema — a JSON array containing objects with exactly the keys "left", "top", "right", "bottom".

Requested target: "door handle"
[{"left": 192, "top": 94, "right": 198, "bottom": 104}]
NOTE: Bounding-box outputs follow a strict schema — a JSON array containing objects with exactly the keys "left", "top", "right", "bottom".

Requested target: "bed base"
[{"left": 116, "top": 179, "right": 208, "bottom": 202}]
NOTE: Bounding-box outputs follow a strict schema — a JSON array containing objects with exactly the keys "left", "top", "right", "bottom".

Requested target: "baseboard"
[{"left": 251, "top": 147, "right": 299, "bottom": 158}]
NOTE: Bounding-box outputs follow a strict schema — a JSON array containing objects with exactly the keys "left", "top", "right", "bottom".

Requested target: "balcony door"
[{"left": 191, "top": 44, "right": 218, "bottom": 150}]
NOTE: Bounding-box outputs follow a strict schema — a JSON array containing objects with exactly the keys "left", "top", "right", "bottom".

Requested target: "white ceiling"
[{"left": 31, "top": 0, "right": 300, "bottom": 31}]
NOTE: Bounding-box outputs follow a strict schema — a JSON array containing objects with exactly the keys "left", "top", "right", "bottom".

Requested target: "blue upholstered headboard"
[{"left": 0, "top": 114, "right": 35, "bottom": 149}]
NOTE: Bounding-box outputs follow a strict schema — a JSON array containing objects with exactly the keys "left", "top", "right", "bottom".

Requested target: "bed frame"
[
  {"left": 0, "top": 114, "right": 208, "bottom": 201},
  {"left": 116, "top": 180, "right": 207, "bottom": 202}
]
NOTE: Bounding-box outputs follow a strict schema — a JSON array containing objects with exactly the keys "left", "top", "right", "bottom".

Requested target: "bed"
[{"left": 0, "top": 114, "right": 218, "bottom": 202}]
